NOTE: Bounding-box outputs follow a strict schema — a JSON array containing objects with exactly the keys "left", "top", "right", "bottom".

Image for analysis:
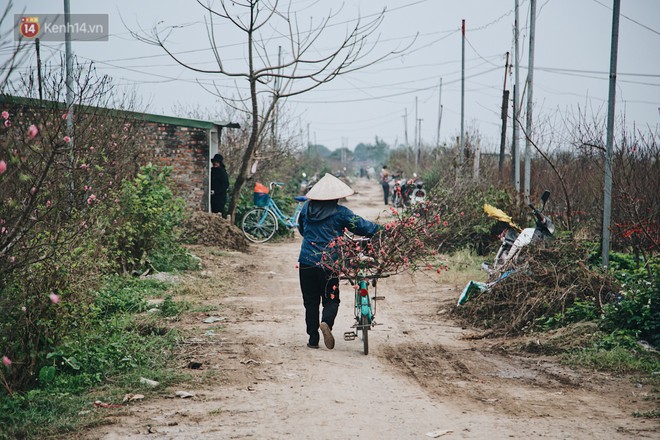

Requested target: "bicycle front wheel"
[
  {"left": 360, "top": 314, "right": 369, "bottom": 355},
  {"left": 392, "top": 192, "right": 402, "bottom": 209},
  {"left": 242, "top": 208, "right": 278, "bottom": 243}
]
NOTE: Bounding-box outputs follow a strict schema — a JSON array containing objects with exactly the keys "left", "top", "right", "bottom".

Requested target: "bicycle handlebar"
[
  {"left": 340, "top": 272, "right": 393, "bottom": 281},
  {"left": 269, "top": 182, "right": 286, "bottom": 190}
]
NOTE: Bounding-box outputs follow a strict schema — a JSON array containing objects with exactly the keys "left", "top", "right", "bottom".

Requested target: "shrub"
[
  {"left": 425, "top": 177, "right": 519, "bottom": 254},
  {"left": 103, "top": 164, "right": 197, "bottom": 273},
  {"left": 600, "top": 255, "right": 660, "bottom": 347}
]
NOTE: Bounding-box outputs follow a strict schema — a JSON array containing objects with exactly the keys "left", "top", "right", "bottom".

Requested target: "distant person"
[
  {"left": 380, "top": 165, "right": 390, "bottom": 205},
  {"left": 297, "top": 173, "right": 380, "bottom": 349},
  {"left": 210, "top": 153, "right": 229, "bottom": 217}
]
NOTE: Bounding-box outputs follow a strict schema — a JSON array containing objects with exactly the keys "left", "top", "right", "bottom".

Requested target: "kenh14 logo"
[{"left": 19, "top": 17, "right": 40, "bottom": 38}]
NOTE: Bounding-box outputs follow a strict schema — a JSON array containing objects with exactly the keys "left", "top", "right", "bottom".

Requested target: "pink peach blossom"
[
  {"left": 0, "top": 160, "right": 6, "bottom": 174},
  {"left": 4, "top": 120, "right": 11, "bottom": 127},
  {"left": 63, "top": 136, "right": 71, "bottom": 143},
  {"left": 27, "top": 124, "right": 39, "bottom": 139},
  {"left": 2, "top": 356, "right": 11, "bottom": 366},
  {"left": 1, "top": 111, "right": 8, "bottom": 119},
  {"left": 61, "top": 112, "right": 68, "bottom": 120},
  {"left": 49, "top": 293, "right": 60, "bottom": 304}
]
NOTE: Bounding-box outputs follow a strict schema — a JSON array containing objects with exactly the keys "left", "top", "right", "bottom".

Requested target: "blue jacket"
[{"left": 297, "top": 200, "right": 380, "bottom": 266}]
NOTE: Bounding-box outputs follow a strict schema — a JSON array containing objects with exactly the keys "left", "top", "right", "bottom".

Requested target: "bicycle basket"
[
  {"left": 253, "top": 182, "right": 270, "bottom": 207},
  {"left": 253, "top": 192, "right": 270, "bottom": 207}
]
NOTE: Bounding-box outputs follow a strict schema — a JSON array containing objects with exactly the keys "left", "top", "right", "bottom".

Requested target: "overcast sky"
[{"left": 3, "top": 0, "right": 659, "bottom": 152}]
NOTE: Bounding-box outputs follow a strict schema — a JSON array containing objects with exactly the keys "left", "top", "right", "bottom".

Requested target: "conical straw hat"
[{"left": 305, "top": 173, "right": 355, "bottom": 200}]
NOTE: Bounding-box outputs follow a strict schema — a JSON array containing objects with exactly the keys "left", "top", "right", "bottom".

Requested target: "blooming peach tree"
[
  {"left": 319, "top": 201, "right": 451, "bottom": 281},
  {"left": 0, "top": 100, "right": 144, "bottom": 392}
]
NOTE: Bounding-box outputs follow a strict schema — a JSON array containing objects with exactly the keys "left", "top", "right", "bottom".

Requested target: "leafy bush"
[
  {"left": 104, "top": 163, "right": 197, "bottom": 273},
  {"left": 537, "top": 300, "right": 600, "bottom": 331},
  {"left": 600, "top": 255, "right": 659, "bottom": 347},
  {"left": 0, "top": 276, "right": 181, "bottom": 439},
  {"left": 424, "top": 177, "right": 519, "bottom": 254},
  {"left": 158, "top": 294, "right": 189, "bottom": 317}
]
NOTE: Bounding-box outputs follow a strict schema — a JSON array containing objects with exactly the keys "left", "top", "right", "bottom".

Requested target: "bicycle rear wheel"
[
  {"left": 359, "top": 314, "right": 369, "bottom": 355},
  {"left": 242, "top": 208, "right": 277, "bottom": 243}
]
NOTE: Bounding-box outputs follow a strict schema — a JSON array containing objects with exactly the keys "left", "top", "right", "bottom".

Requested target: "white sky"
[{"left": 3, "top": 0, "right": 659, "bottom": 152}]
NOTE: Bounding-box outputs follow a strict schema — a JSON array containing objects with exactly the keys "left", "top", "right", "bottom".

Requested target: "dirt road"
[{"left": 85, "top": 178, "right": 657, "bottom": 440}]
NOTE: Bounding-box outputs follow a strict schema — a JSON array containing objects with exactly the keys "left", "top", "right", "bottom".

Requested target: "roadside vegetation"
[{"left": 1, "top": 5, "right": 658, "bottom": 438}]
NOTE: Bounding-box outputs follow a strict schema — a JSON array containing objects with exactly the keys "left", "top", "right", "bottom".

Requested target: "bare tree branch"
[{"left": 130, "top": 0, "right": 415, "bottom": 219}]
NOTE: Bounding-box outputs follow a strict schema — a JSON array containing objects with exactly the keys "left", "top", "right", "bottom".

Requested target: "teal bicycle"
[
  {"left": 241, "top": 182, "right": 308, "bottom": 243},
  {"left": 341, "top": 235, "right": 390, "bottom": 355}
]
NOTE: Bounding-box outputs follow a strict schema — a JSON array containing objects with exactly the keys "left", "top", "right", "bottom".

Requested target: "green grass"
[
  {"left": 0, "top": 276, "right": 190, "bottom": 439},
  {"left": 563, "top": 345, "right": 660, "bottom": 375},
  {"left": 441, "top": 248, "right": 487, "bottom": 286}
]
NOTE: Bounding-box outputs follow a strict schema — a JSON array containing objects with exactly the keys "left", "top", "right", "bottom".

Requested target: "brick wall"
[
  {"left": 0, "top": 95, "right": 216, "bottom": 212},
  {"left": 142, "top": 122, "right": 210, "bottom": 211}
]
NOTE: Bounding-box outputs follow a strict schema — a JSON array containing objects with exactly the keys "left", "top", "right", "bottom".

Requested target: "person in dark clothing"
[
  {"left": 210, "top": 153, "right": 229, "bottom": 217},
  {"left": 297, "top": 173, "right": 380, "bottom": 349},
  {"left": 380, "top": 165, "right": 390, "bottom": 205}
]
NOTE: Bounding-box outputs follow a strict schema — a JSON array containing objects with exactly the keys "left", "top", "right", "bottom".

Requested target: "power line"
[{"left": 590, "top": 0, "right": 660, "bottom": 36}]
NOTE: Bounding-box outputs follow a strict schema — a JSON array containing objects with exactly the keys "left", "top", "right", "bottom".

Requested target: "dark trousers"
[
  {"left": 211, "top": 192, "right": 227, "bottom": 217},
  {"left": 299, "top": 264, "right": 340, "bottom": 345},
  {"left": 381, "top": 182, "right": 389, "bottom": 205}
]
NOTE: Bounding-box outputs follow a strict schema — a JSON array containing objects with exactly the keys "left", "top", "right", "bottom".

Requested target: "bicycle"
[
  {"left": 340, "top": 235, "right": 391, "bottom": 355},
  {"left": 241, "top": 182, "right": 308, "bottom": 243}
]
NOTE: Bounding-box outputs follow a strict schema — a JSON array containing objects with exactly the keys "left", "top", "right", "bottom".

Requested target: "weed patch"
[{"left": 0, "top": 276, "right": 186, "bottom": 439}]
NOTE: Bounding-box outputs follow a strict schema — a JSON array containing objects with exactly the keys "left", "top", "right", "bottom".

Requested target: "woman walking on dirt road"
[{"left": 297, "top": 173, "right": 380, "bottom": 349}]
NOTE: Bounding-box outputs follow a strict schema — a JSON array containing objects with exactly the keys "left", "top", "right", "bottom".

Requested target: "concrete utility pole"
[
  {"left": 498, "top": 52, "right": 510, "bottom": 180},
  {"left": 460, "top": 19, "right": 466, "bottom": 167},
  {"left": 416, "top": 118, "right": 423, "bottom": 172},
  {"left": 403, "top": 108, "right": 409, "bottom": 161},
  {"left": 64, "top": 0, "right": 74, "bottom": 205},
  {"left": 524, "top": 0, "right": 537, "bottom": 204},
  {"left": 436, "top": 77, "right": 443, "bottom": 148},
  {"left": 473, "top": 138, "right": 481, "bottom": 180},
  {"left": 64, "top": 0, "right": 73, "bottom": 130},
  {"left": 414, "top": 96, "right": 419, "bottom": 169},
  {"left": 601, "top": 0, "right": 621, "bottom": 269},
  {"left": 512, "top": 0, "right": 520, "bottom": 191}
]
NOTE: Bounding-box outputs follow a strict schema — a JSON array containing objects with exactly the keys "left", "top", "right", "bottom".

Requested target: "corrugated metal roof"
[{"left": 0, "top": 94, "right": 240, "bottom": 130}]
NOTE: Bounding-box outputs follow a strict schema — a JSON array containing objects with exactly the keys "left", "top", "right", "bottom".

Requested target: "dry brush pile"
[{"left": 453, "top": 237, "right": 620, "bottom": 336}]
